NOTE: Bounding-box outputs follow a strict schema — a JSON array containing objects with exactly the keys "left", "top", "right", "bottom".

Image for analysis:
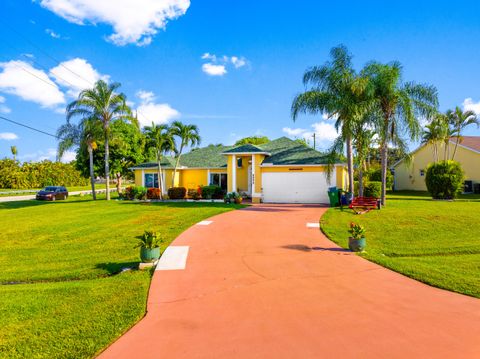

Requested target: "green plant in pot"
[
  {"left": 135, "top": 230, "right": 163, "bottom": 262},
  {"left": 348, "top": 222, "right": 366, "bottom": 252}
]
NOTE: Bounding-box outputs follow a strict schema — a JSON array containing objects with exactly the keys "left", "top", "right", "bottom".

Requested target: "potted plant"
[
  {"left": 348, "top": 222, "right": 366, "bottom": 252},
  {"left": 224, "top": 192, "right": 243, "bottom": 204},
  {"left": 135, "top": 230, "right": 163, "bottom": 262}
]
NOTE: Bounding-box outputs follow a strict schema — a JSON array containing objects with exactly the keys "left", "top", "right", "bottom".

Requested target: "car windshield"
[{"left": 44, "top": 187, "right": 58, "bottom": 192}]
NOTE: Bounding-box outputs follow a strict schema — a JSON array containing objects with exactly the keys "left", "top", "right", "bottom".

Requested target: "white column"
[
  {"left": 207, "top": 169, "right": 211, "bottom": 185},
  {"left": 251, "top": 154, "right": 255, "bottom": 194},
  {"left": 141, "top": 169, "right": 145, "bottom": 186},
  {"left": 232, "top": 155, "right": 237, "bottom": 192}
]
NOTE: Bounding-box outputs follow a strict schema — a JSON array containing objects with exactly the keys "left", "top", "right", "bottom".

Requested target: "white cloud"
[
  {"left": 231, "top": 56, "right": 246, "bottom": 69},
  {"left": 45, "top": 28, "right": 61, "bottom": 38},
  {"left": 463, "top": 98, "right": 480, "bottom": 115},
  {"left": 200, "top": 53, "right": 248, "bottom": 76},
  {"left": 135, "top": 90, "right": 180, "bottom": 127},
  {"left": 61, "top": 150, "right": 77, "bottom": 162},
  {"left": 19, "top": 148, "right": 57, "bottom": 162},
  {"left": 0, "top": 132, "right": 18, "bottom": 140},
  {"left": 202, "top": 63, "right": 227, "bottom": 76},
  {"left": 38, "top": 0, "right": 190, "bottom": 46},
  {"left": 282, "top": 127, "right": 306, "bottom": 136},
  {"left": 49, "top": 58, "right": 108, "bottom": 97},
  {"left": 282, "top": 121, "right": 338, "bottom": 148},
  {"left": 0, "top": 60, "right": 65, "bottom": 108},
  {"left": 0, "top": 95, "right": 11, "bottom": 113}
]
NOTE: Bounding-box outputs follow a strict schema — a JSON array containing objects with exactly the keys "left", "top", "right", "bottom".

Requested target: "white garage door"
[{"left": 262, "top": 170, "right": 334, "bottom": 204}]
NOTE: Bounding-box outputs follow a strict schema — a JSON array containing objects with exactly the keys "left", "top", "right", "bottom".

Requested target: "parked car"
[{"left": 36, "top": 186, "right": 69, "bottom": 201}]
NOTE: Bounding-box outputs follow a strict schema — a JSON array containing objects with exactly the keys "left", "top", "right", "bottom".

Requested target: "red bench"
[{"left": 349, "top": 196, "right": 380, "bottom": 214}]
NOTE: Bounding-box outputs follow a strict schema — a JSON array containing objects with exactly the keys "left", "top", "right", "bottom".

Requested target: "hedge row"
[{"left": 0, "top": 159, "right": 89, "bottom": 189}]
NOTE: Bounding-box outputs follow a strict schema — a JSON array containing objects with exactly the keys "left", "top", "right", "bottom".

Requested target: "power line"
[
  {"left": 3, "top": 22, "right": 93, "bottom": 88},
  {"left": 0, "top": 115, "right": 62, "bottom": 140}
]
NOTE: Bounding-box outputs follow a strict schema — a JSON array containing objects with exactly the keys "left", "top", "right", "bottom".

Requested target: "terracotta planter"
[
  {"left": 348, "top": 237, "right": 366, "bottom": 252},
  {"left": 235, "top": 197, "right": 243, "bottom": 204}
]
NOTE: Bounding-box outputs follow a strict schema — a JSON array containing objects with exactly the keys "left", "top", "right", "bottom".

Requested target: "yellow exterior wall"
[
  {"left": 133, "top": 168, "right": 189, "bottom": 190},
  {"left": 226, "top": 154, "right": 256, "bottom": 193},
  {"left": 394, "top": 142, "right": 480, "bottom": 191}
]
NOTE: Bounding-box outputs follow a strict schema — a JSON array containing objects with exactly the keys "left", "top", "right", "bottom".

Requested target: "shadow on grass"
[
  {"left": 95, "top": 261, "right": 141, "bottom": 275},
  {"left": 281, "top": 244, "right": 351, "bottom": 253}
]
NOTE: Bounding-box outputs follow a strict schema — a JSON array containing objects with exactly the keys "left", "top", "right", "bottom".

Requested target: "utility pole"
[{"left": 312, "top": 133, "right": 316, "bottom": 150}]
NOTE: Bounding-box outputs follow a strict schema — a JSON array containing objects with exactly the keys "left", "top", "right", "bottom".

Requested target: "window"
[
  {"left": 210, "top": 173, "right": 228, "bottom": 191},
  {"left": 144, "top": 173, "right": 159, "bottom": 188},
  {"left": 420, "top": 169, "right": 425, "bottom": 177},
  {"left": 237, "top": 157, "right": 243, "bottom": 167}
]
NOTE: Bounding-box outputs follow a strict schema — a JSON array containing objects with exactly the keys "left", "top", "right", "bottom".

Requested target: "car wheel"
[
  {"left": 63, "top": 194, "right": 67, "bottom": 200},
  {"left": 51, "top": 196, "right": 56, "bottom": 201}
]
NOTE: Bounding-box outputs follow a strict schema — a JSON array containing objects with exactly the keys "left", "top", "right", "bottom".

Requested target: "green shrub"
[
  {"left": 167, "top": 187, "right": 186, "bottom": 199},
  {"left": 132, "top": 186, "right": 147, "bottom": 200},
  {"left": 425, "top": 160, "right": 464, "bottom": 199},
  {"left": 368, "top": 167, "right": 393, "bottom": 190},
  {"left": 0, "top": 159, "right": 88, "bottom": 189},
  {"left": 364, "top": 181, "right": 382, "bottom": 198},
  {"left": 200, "top": 185, "right": 224, "bottom": 199}
]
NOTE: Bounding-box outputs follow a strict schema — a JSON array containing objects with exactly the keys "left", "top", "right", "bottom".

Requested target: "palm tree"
[
  {"left": 291, "top": 45, "right": 372, "bottom": 194},
  {"left": 10, "top": 146, "right": 17, "bottom": 161},
  {"left": 57, "top": 118, "right": 102, "bottom": 200},
  {"left": 170, "top": 121, "right": 201, "bottom": 188},
  {"left": 447, "top": 107, "right": 479, "bottom": 160},
  {"left": 144, "top": 123, "right": 175, "bottom": 199},
  {"left": 352, "top": 116, "right": 376, "bottom": 197},
  {"left": 421, "top": 117, "right": 444, "bottom": 162},
  {"left": 66, "top": 80, "right": 131, "bottom": 200},
  {"left": 362, "top": 61, "right": 438, "bottom": 205}
]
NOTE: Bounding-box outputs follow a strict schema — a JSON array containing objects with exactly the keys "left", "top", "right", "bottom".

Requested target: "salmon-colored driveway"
[{"left": 100, "top": 204, "right": 480, "bottom": 359}]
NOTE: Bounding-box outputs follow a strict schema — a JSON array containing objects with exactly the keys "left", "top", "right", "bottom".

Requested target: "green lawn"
[
  {"left": 321, "top": 191, "right": 480, "bottom": 298},
  {"left": 0, "top": 194, "right": 243, "bottom": 358}
]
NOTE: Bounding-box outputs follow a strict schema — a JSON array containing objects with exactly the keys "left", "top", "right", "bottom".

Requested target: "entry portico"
[{"left": 222, "top": 144, "right": 270, "bottom": 203}]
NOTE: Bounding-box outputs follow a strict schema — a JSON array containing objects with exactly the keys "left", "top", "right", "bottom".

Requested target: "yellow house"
[
  {"left": 131, "top": 137, "right": 347, "bottom": 203},
  {"left": 393, "top": 136, "right": 480, "bottom": 192}
]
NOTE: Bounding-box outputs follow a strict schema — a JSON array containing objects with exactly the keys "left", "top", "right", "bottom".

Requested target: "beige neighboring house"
[{"left": 393, "top": 136, "right": 480, "bottom": 191}]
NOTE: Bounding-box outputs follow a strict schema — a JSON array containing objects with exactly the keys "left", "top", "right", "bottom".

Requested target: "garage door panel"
[{"left": 262, "top": 170, "right": 334, "bottom": 204}]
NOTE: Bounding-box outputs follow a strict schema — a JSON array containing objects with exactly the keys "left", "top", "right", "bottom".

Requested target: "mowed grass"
[
  {"left": 321, "top": 191, "right": 480, "bottom": 298},
  {"left": 0, "top": 194, "right": 243, "bottom": 358}
]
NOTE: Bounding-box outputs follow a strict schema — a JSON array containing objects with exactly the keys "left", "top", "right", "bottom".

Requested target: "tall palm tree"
[
  {"left": 144, "top": 123, "right": 176, "bottom": 199},
  {"left": 447, "top": 107, "right": 479, "bottom": 160},
  {"left": 362, "top": 61, "right": 438, "bottom": 205},
  {"left": 66, "top": 80, "right": 131, "bottom": 200},
  {"left": 10, "top": 146, "right": 17, "bottom": 161},
  {"left": 352, "top": 116, "right": 376, "bottom": 197},
  {"left": 170, "top": 121, "right": 201, "bottom": 188},
  {"left": 291, "top": 45, "right": 372, "bottom": 194},
  {"left": 57, "top": 118, "right": 102, "bottom": 200},
  {"left": 421, "top": 117, "right": 444, "bottom": 162}
]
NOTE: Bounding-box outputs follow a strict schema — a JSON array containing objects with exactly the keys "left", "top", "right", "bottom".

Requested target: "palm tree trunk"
[
  {"left": 172, "top": 154, "right": 182, "bottom": 188},
  {"left": 358, "top": 165, "right": 364, "bottom": 197},
  {"left": 452, "top": 135, "right": 460, "bottom": 161},
  {"left": 380, "top": 141, "right": 388, "bottom": 206},
  {"left": 157, "top": 154, "right": 164, "bottom": 200},
  {"left": 88, "top": 145, "right": 97, "bottom": 200},
  {"left": 104, "top": 134, "right": 110, "bottom": 201},
  {"left": 346, "top": 135, "right": 354, "bottom": 195}
]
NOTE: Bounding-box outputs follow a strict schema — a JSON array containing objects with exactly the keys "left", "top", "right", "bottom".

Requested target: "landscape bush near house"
[
  {"left": 187, "top": 188, "right": 201, "bottom": 200},
  {"left": 200, "top": 185, "right": 224, "bottom": 199},
  {"left": 364, "top": 181, "right": 382, "bottom": 198},
  {"left": 425, "top": 160, "right": 464, "bottom": 199},
  {"left": 167, "top": 187, "right": 187, "bottom": 199},
  {"left": 0, "top": 159, "right": 88, "bottom": 189},
  {"left": 122, "top": 185, "right": 147, "bottom": 200},
  {"left": 147, "top": 188, "right": 161, "bottom": 199}
]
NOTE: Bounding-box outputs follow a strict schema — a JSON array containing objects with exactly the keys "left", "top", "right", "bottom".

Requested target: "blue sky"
[{"left": 1, "top": 0, "right": 480, "bottom": 162}]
